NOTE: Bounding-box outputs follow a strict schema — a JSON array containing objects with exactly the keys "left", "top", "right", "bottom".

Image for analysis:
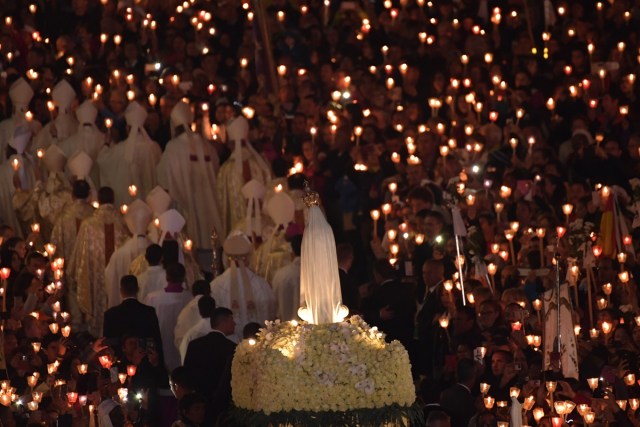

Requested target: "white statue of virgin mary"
[{"left": 297, "top": 184, "right": 349, "bottom": 325}]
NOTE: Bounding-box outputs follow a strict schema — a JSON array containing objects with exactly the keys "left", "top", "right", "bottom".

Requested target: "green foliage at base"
[{"left": 229, "top": 401, "right": 424, "bottom": 427}]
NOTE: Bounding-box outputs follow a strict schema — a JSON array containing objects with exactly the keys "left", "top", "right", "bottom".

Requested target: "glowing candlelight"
[{"left": 127, "top": 365, "right": 137, "bottom": 376}]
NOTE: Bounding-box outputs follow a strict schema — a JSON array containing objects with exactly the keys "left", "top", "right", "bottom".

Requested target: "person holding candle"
[
  {"left": 0, "top": 77, "right": 42, "bottom": 165},
  {"left": 29, "top": 145, "right": 73, "bottom": 238},
  {"left": 31, "top": 79, "right": 78, "bottom": 155},
  {"left": 0, "top": 126, "right": 39, "bottom": 238}
]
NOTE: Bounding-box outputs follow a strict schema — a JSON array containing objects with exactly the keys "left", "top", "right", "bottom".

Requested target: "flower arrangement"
[{"left": 231, "top": 316, "right": 420, "bottom": 426}]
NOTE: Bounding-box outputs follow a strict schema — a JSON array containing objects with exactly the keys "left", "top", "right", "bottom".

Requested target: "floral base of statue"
[{"left": 231, "top": 316, "right": 422, "bottom": 427}]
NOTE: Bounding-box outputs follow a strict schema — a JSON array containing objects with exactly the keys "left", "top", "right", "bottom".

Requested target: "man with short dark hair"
[
  {"left": 174, "top": 280, "right": 212, "bottom": 352},
  {"left": 425, "top": 410, "right": 451, "bottom": 427},
  {"left": 179, "top": 295, "right": 216, "bottom": 363},
  {"left": 103, "top": 275, "right": 163, "bottom": 354},
  {"left": 137, "top": 244, "right": 166, "bottom": 301},
  {"left": 184, "top": 307, "right": 237, "bottom": 424},
  {"left": 336, "top": 242, "right": 358, "bottom": 312},
  {"left": 170, "top": 366, "right": 194, "bottom": 400},
  {"left": 362, "top": 259, "right": 415, "bottom": 349},
  {"left": 440, "top": 359, "right": 477, "bottom": 427}
]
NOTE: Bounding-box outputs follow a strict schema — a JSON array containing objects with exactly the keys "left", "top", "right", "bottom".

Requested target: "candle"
[
  {"left": 562, "top": 203, "right": 573, "bottom": 223},
  {"left": 370, "top": 210, "right": 380, "bottom": 239},
  {"left": 127, "top": 365, "right": 137, "bottom": 376},
  {"left": 354, "top": 126, "right": 362, "bottom": 146},
  {"left": 11, "top": 158, "right": 20, "bottom": 172},
  {"left": 480, "top": 382, "right": 490, "bottom": 395}
]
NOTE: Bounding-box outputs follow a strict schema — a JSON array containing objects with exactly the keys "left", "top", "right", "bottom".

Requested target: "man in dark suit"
[
  {"left": 440, "top": 358, "right": 477, "bottom": 427},
  {"left": 337, "top": 242, "right": 359, "bottom": 312},
  {"left": 361, "top": 260, "right": 415, "bottom": 350},
  {"left": 103, "top": 275, "right": 163, "bottom": 354},
  {"left": 184, "top": 307, "right": 237, "bottom": 423},
  {"left": 416, "top": 259, "right": 445, "bottom": 377}
]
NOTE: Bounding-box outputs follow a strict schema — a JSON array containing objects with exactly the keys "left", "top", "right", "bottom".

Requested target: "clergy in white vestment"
[
  {"left": 178, "top": 295, "right": 216, "bottom": 363},
  {"left": 144, "top": 262, "right": 192, "bottom": 371},
  {"left": 136, "top": 244, "right": 166, "bottom": 302},
  {"left": 210, "top": 232, "right": 276, "bottom": 338},
  {"left": 0, "top": 127, "right": 39, "bottom": 237},
  {"left": 217, "top": 113, "right": 272, "bottom": 235},
  {"left": 98, "top": 101, "right": 161, "bottom": 206},
  {"left": 131, "top": 209, "right": 202, "bottom": 287},
  {"left": 68, "top": 187, "right": 129, "bottom": 336},
  {"left": 35, "top": 145, "right": 72, "bottom": 236},
  {"left": 31, "top": 79, "right": 78, "bottom": 154},
  {"left": 253, "top": 190, "right": 295, "bottom": 284},
  {"left": 58, "top": 100, "right": 105, "bottom": 185},
  {"left": 0, "top": 78, "right": 42, "bottom": 164},
  {"left": 157, "top": 101, "right": 224, "bottom": 248},
  {"left": 51, "top": 153, "right": 95, "bottom": 326},
  {"left": 174, "top": 280, "right": 211, "bottom": 353},
  {"left": 143, "top": 185, "right": 172, "bottom": 244},
  {"left": 272, "top": 235, "right": 303, "bottom": 321},
  {"left": 105, "top": 199, "right": 153, "bottom": 308}
]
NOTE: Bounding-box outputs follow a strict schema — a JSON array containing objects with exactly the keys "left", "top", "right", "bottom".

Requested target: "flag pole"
[
  {"left": 455, "top": 235, "right": 466, "bottom": 306},
  {"left": 451, "top": 206, "right": 467, "bottom": 306},
  {"left": 253, "top": 0, "right": 280, "bottom": 114},
  {"left": 555, "top": 252, "right": 562, "bottom": 356}
]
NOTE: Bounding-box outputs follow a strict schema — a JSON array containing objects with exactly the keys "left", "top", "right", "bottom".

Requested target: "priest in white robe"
[
  {"left": 68, "top": 186, "right": 129, "bottom": 336},
  {"left": 58, "top": 100, "right": 105, "bottom": 186},
  {"left": 98, "top": 101, "right": 161, "bottom": 206},
  {"left": 157, "top": 101, "right": 224, "bottom": 248},
  {"left": 217, "top": 113, "right": 272, "bottom": 235},
  {"left": 129, "top": 209, "right": 202, "bottom": 288},
  {"left": 174, "top": 280, "right": 211, "bottom": 353},
  {"left": 272, "top": 235, "right": 302, "bottom": 321},
  {"left": 0, "top": 78, "right": 42, "bottom": 164},
  {"left": 253, "top": 190, "right": 295, "bottom": 284},
  {"left": 0, "top": 127, "right": 39, "bottom": 237},
  {"left": 143, "top": 185, "right": 172, "bottom": 244},
  {"left": 178, "top": 295, "right": 216, "bottom": 363},
  {"left": 144, "top": 263, "right": 191, "bottom": 371},
  {"left": 31, "top": 79, "right": 78, "bottom": 154},
  {"left": 210, "top": 232, "right": 276, "bottom": 338},
  {"left": 136, "top": 244, "right": 167, "bottom": 302},
  {"left": 35, "top": 145, "right": 72, "bottom": 236},
  {"left": 105, "top": 199, "right": 152, "bottom": 308}
]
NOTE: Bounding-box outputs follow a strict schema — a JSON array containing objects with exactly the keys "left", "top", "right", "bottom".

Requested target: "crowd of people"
[{"left": 0, "top": 0, "right": 639, "bottom": 426}]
